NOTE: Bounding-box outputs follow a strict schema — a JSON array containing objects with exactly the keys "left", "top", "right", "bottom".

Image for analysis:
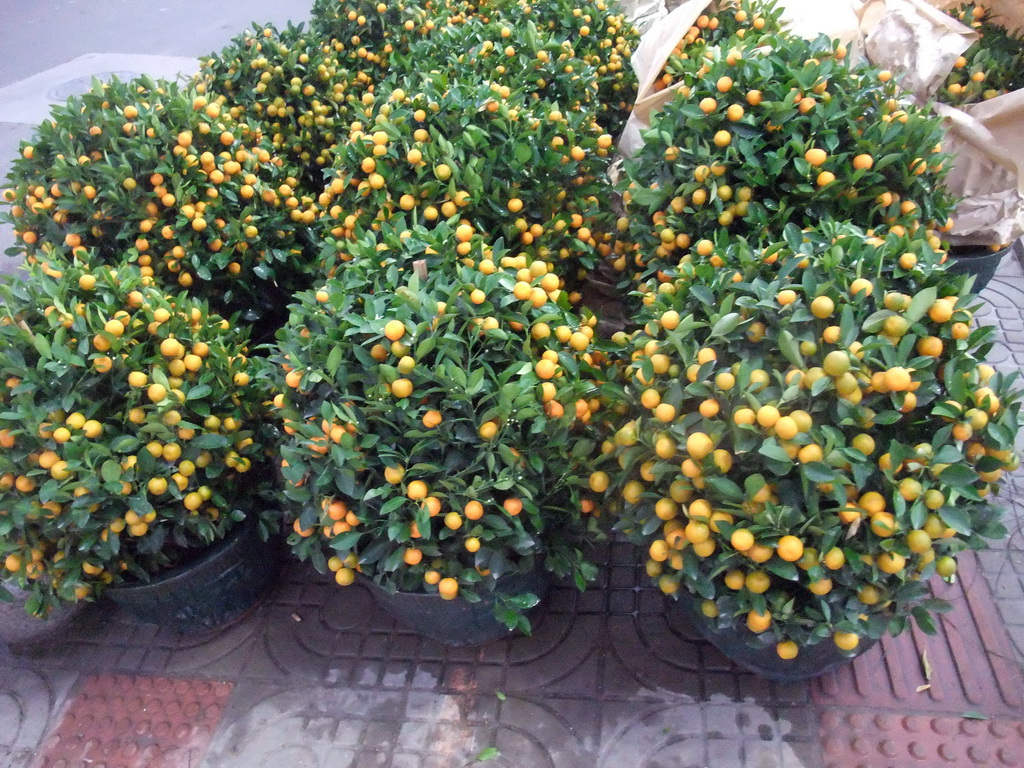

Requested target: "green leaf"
[
  {"left": 379, "top": 496, "right": 407, "bottom": 517},
  {"left": 744, "top": 474, "right": 767, "bottom": 498},
  {"left": 475, "top": 747, "right": 501, "bottom": 762},
  {"left": 704, "top": 476, "right": 744, "bottom": 501},
  {"left": 961, "top": 711, "right": 989, "bottom": 720},
  {"left": 871, "top": 411, "right": 902, "bottom": 425},
  {"left": 937, "top": 505, "right": 972, "bottom": 535},
  {"left": 690, "top": 286, "right": 714, "bottom": 307},
  {"left": 32, "top": 334, "right": 51, "bottom": 359},
  {"left": 802, "top": 462, "right": 835, "bottom": 483},
  {"left": 327, "top": 346, "right": 343, "bottom": 376},
  {"left": 514, "top": 142, "right": 532, "bottom": 164},
  {"left": 766, "top": 559, "right": 799, "bottom": 581},
  {"left": 905, "top": 287, "right": 938, "bottom": 324},
  {"left": 416, "top": 336, "right": 437, "bottom": 359},
  {"left": 932, "top": 445, "right": 964, "bottom": 465},
  {"left": 861, "top": 309, "right": 895, "bottom": 334},
  {"left": 186, "top": 384, "right": 212, "bottom": 401},
  {"left": 777, "top": 330, "right": 804, "bottom": 368},
  {"left": 758, "top": 438, "right": 791, "bottom": 464},
  {"left": 110, "top": 435, "right": 141, "bottom": 453},
  {"left": 937, "top": 464, "right": 976, "bottom": 487},
  {"left": 101, "top": 460, "right": 122, "bottom": 483},
  {"left": 911, "top": 606, "right": 938, "bottom": 635},
  {"left": 191, "top": 433, "right": 229, "bottom": 450},
  {"left": 709, "top": 312, "right": 742, "bottom": 338},
  {"left": 874, "top": 153, "right": 904, "bottom": 171}
]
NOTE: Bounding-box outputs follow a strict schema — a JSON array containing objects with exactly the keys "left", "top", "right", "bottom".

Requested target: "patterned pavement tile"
[
  {"left": 11, "top": 601, "right": 270, "bottom": 680},
  {"left": 0, "top": 666, "right": 77, "bottom": 768},
  {"left": 202, "top": 683, "right": 495, "bottom": 768},
  {"left": 192, "top": 540, "right": 828, "bottom": 768},
  {"left": 975, "top": 253, "right": 1024, "bottom": 387},
  {"left": 968, "top": 250, "right": 1024, "bottom": 672},
  {"left": 596, "top": 697, "right": 819, "bottom": 768}
]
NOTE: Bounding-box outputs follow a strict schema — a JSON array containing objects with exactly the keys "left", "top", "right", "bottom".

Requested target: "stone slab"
[{"left": 0, "top": 53, "right": 198, "bottom": 125}]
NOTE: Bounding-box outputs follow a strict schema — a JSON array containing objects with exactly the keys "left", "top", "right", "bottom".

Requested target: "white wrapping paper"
[
  {"left": 936, "top": 92, "right": 1024, "bottom": 245},
  {"left": 859, "top": 0, "right": 977, "bottom": 100},
  {"left": 618, "top": 0, "right": 863, "bottom": 156},
  {"left": 860, "top": 0, "right": 1024, "bottom": 244},
  {"left": 618, "top": 0, "right": 669, "bottom": 32}
]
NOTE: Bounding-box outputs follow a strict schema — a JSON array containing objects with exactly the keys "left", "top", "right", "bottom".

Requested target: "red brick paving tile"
[
  {"left": 31, "top": 675, "right": 232, "bottom": 768},
  {"left": 813, "top": 554, "right": 1024, "bottom": 715}
]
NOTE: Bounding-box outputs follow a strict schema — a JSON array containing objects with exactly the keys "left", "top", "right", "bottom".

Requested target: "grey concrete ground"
[{"left": 0, "top": 0, "right": 314, "bottom": 89}]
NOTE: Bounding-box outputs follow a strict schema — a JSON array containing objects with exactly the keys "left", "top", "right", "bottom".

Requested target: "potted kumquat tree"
[
  {"left": 270, "top": 223, "right": 604, "bottom": 644},
  {"left": 617, "top": 23, "right": 956, "bottom": 297},
  {"left": 935, "top": 1, "right": 1024, "bottom": 290},
  {"left": 592, "top": 221, "right": 1020, "bottom": 680},
  {"left": 0, "top": 262, "right": 278, "bottom": 634},
  {"left": 0, "top": 76, "right": 312, "bottom": 336}
]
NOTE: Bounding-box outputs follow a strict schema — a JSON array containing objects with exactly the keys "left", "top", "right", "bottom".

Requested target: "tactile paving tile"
[
  {"left": 819, "top": 711, "right": 1024, "bottom": 768},
  {"left": 31, "top": 675, "right": 232, "bottom": 768},
  {"left": 814, "top": 552, "right": 1024, "bottom": 766}
]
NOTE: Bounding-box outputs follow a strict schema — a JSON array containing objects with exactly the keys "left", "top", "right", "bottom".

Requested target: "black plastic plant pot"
[
  {"left": 361, "top": 567, "right": 549, "bottom": 647},
  {"left": 946, "top": 242, "right": 1012, "bottom": 294},
  {"left": 673, "top": 588, "right": 875, "bottom": 683},
  {"left": 103, "top": 515, "right": 280, "bottom": 634},
  {"left": 0, "top": 584, "right": 86, "bottom": 648}
]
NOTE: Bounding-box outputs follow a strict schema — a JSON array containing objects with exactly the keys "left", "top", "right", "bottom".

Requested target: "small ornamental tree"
[
  {"left": 197, "top": 23, "right": 374, "bottom": 181},
  {"left": 0, "top": 263, "right": 267, "bottom": 616},
  {"left": 0, "top": 76, "right": 312, "bottom": 321},
  {"left": 269, "top": 229, "right": 606, "bottom": 629},
  {"left": 397, "top": 15, "right": 604, "bottom": 116},
  {"left": 500, "top": 0, "right": 639, "bottom": 136},
  {"left": 403, "top": 0, "right": 639, "bottom": 136},
  {"left": 593, "top": 221, "right": 1021, "bottom": 659},
  {"left": 308, "top": 0, "right": 442, "bottom": 72},
  {"left": 314, "top": 73, "right": 617, "bottom": 283},
  {"left": 620, "top": 30, "right": 956, "bottom": 288}
]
